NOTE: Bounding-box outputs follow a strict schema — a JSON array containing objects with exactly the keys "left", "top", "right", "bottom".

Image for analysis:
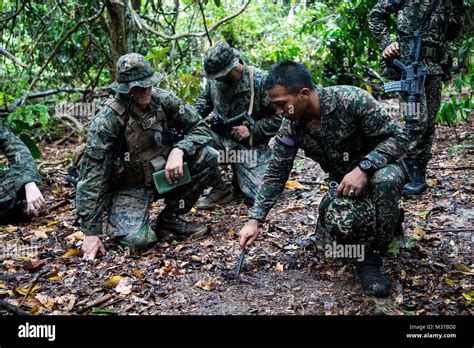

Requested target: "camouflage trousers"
[
  {"left": 401, "top": 75, "right": 442, "bottom": 160},
  {"left": 0, "top": 170, "right": 28, "bottom": 224},
  {"left": 207, "top": 132, "right": 271, "bottom": 204},
  {"left": 316, "top": 163, "right": 407, "bottom": 255},
  {"left": 105, "top": 146, "right": 218, "bottom": 250}
]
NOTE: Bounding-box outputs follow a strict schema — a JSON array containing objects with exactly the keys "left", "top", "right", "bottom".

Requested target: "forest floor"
[{"left": 0, "top": 107, "right": 472, "bottom": 316}]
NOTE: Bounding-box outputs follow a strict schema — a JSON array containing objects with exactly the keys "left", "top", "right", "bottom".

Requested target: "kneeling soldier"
[
  {"left": 239, "top": 60, "right": 409, "bottom": 297},
  {"left": 76, "top": 53, "right": 219, "bottom": 260}
]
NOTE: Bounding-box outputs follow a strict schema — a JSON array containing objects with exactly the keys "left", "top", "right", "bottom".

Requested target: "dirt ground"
[{"left": 0, "top": 110, "right": 472, "bottom": 316}]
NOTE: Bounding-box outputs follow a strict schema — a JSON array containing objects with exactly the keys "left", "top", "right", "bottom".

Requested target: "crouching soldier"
[
  {"left": 239, "top": 60, "right": 409, "bottom": 297},
  {"left": 76, "top": 53, "right": 219, "bottom": 261},
  {"left": 0, "top": 125, "right": 46, "bottom": 223},
  {"left": 195, "top": 42, "right": 283, "bottom": 208}
]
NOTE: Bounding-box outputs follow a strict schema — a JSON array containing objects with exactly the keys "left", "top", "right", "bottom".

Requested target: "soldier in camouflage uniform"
[
  {"left": 0, "top": 125, "right": 46, "bottom": 223},
  {"left": 76, "top": 53, "right": 218, "bottom": 261},
  {"left": 368, "top": 0, "right": 465, "bottom": 195},
  {"left": 195, "top": 42, "right": 283, "bottom": 208},
  {"left": 239, "top": 61, "right": 410, "bottom": 297}
]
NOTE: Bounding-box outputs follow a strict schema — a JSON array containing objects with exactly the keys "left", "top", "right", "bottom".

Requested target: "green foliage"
[{"left": 1, "top": 0, "right": 472, "bottom": 141}]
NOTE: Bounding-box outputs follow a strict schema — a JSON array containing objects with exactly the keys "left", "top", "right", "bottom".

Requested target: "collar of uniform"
[{"left": 216, "top": 59, "right": 251, "bottom": 95}]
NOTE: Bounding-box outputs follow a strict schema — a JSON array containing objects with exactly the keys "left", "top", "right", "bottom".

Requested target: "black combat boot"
[
  {"left": 196, "top": 185, "right": 234, "bottom": 209},
  {"left": 402, "top": 159, "right": 428, "bottom": 195},
  {"left": 394, "top": 208, "right": 405, "bottom": 237},
  {"left": 356, "top": 254, "right": 391, "bottom": 297},
  {"left": 155, "top": 213, "right": 208, "bottom": 239}
]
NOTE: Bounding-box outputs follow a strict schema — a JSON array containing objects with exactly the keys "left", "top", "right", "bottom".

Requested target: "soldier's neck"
[{"left": 303, "top": 90, "right": 322, "bottom": 127}]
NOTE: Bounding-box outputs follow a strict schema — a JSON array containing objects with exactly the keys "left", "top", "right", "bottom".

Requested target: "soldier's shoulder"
[
  {"left": 327, "top": 85, "right": 371, "bottom": 100},
  {"left": 95, "top": 98, "right": 123, "bottom": 118},
  {"left": 153, "top": 88, "right": 178, "bottom": 99}
]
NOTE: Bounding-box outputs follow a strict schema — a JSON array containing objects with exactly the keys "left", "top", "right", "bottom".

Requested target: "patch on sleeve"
[{"left": 276, "top": 132, "right": 295, "bottom": 148}]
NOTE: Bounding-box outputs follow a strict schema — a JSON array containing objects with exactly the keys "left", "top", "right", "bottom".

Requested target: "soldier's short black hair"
[{"left": 265, "top": 60, "right": 315, "bottom": 95}]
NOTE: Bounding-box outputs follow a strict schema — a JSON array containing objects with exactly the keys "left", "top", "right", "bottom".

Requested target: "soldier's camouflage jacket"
[
  {"left": 368, "top": 0, "right": 465, "bottom": 75},
  {"left": 195, "top": 61, "right": 282, "bottom": 145},
  {"left": 0, "top": 126, "right": 40, "bottom": 209},
  {"left": 248, "top": 85, "right": 409, "bottom": 222},
  {"left": 76, "top": 88, "right": 212, "bottom": 235}
]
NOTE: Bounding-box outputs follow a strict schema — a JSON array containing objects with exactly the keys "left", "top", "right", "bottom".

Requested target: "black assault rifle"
[
  {"left": 383, "top": 0, "right": 439, "bottom": 134},
  {"left": 207, "top": 111, "right": 257, "bottom": 139}
]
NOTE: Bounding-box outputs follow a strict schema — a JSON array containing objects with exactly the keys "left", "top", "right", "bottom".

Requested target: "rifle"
[
  {"left": 206, "top": 111, "right": 257, "bottom": 139},
  {"left": 383, "top": 0, "right": 439, "bottom": 134}
]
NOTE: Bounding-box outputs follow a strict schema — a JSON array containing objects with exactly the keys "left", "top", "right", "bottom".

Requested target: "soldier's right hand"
[
  {"left": 238, "top": 219, "right": 262, "bottom": 250},
  {"left": 24, "top": 182, "right": 46, "bottom": 216},
  {"left": 382, "top": 42, "right": 400, "bottom": 59},
  {"left": 82, "top": 235, "right": 106, "bottom": 261}
]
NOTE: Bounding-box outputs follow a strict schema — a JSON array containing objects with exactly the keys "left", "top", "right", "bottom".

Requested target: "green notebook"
[{"left": 153, "top": 162, "right": 191, "bottom": 194}]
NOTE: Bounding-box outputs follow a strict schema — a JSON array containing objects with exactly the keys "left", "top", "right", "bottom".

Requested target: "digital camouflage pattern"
[
  {"left": 248, "top": 85, "right": 409, "bottom": 253},
  {"left": 110, "top": 53, "right": 163, "bottom": 94},
  {"left": 0, "top": 125, "right": 40, "bottom": 222},
  {"left": 195, "top": 59, "right": 283, "bottom": 201},
  {"left": 368, "top": 0, "right": 465, "bottom": 159},
  {"left": 76, "top": 87, "right": 215, "bottom": 249},
  {"left": 202, "top": 41, "right": 240, "bottom": 79},
  {"left": 104, "top": 146, "right": 218, "bottom": 250}
]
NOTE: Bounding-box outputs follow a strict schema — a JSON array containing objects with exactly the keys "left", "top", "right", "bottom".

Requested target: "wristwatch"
[{"left": 358, "top": 159, "right": 376, "bottom": 175}]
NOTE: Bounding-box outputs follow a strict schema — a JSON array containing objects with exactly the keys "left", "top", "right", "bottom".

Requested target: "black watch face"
[{"left": 359, "top": 160, "right": 372, "bottom": 170}]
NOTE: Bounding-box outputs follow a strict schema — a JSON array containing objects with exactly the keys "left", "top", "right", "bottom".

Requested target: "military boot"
[
  {"left": 394, "top": 208, "right": 404, "bottom": 237},
  {"left": 356, "top": 254, "right": 391, "bottom": 297},
  {"left": 155, "top": 213, "right": 208, "bottom": 239},
  {"left": 402, "top": 159, "right": 428, "bottom": 195},
  {"left": 196, "top": 185, "right": 234, "bottom": 209}
]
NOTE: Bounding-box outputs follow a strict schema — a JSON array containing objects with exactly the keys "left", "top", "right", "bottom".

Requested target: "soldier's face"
[
  {"left": 129, "top": 86, "right": 152, "bottom": 107},
  {"left": 267, "top": 85, "right": 306, "bottom": 120}
]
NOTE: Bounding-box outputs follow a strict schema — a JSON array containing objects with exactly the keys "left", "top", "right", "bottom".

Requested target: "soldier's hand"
[
  {"left": 24, "top": 182, "right": 46, "bottom": 216},
  {"left": 82, "top": 235, "right": 106, "bottom": 261},
  {"left": 239, "top": 219, "right": 262, "bottom": 250},
  {"left": 165, "top": 148, "right": 184, "bottom": 184},
  {"left": 337, "top": 167, "right": 368, "bottom": 198},
  {"left": 382, "top": 42, "right": 400, "bottom": 59},
  {"left": 231, "top": 125, "right": 250, "bottom": 141}
]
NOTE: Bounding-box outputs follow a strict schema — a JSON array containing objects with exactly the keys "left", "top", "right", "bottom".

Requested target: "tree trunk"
[{"left": 104, "top": 0, "right": 131, "bottom": 80}]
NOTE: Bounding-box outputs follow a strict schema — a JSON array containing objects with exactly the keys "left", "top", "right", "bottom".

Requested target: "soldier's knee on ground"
[{"left": 118, "top": 225, "right": 157, "bottom": 252}]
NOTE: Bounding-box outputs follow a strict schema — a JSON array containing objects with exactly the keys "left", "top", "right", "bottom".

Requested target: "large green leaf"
[{"left": 19, "top": 133, "right": 41, "bottom": 159}]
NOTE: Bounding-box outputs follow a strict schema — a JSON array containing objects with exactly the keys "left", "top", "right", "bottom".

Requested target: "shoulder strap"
[
  {"left": 104, "top": 97, "right": 126, "bottom": 116},
  {"left": 248, "top": 66, "right": 255, "bottom": 115}
]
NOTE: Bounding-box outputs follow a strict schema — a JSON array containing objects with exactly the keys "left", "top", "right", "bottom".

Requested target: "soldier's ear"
[{"left": 298, "top": 88, "right": 311, "bottom": 101}]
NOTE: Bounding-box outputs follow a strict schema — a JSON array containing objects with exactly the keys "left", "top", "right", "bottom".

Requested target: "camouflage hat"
[
  {"left": 319, "top": 191, "right": 376, "bottom": 242},
  {"left": 202, "top": 42, "right": 240, "bottom": 79},
  {"left": 110, "top": 53, "right": 163, "bottom": 94}
]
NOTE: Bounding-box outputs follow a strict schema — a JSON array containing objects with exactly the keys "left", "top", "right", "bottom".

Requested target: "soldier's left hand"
[
  {"left": 165, "top": 148, "right": 185, "bottom": 184},
  {"left": 337, "top": 167, "right": 368, "bottom": 198},
  {"left": 24, "top": 182, "right": 46, "bottom": 216},
  {"left": 231, "top": 125, "right": 250, "bottom": 141}
]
